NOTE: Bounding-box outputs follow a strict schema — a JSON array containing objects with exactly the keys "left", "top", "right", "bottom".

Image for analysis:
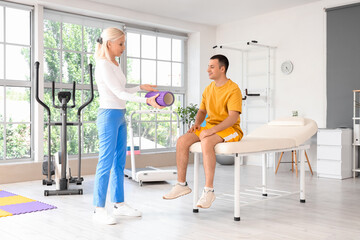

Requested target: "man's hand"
[
  {"left": 199, "top": 128, "right": 215, "bottom": 140},
  {"left": 188, "top": 124, "right": 201, "bottom": 133}
]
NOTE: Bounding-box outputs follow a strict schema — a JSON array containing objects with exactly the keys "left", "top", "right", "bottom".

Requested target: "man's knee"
[{"left": 177, "top": 133, "right": 197, "bottom": 148}]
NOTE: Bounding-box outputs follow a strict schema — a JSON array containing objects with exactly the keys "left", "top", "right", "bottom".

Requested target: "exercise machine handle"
[
  {"left": 77, "top": 64, "right": 94, "bottom": 117},
  {"left": 69, "top": 81, "right": 76, "bottom": 108},
  {"left": 35, "top": 62, "right": 51, "bottom": 118}
]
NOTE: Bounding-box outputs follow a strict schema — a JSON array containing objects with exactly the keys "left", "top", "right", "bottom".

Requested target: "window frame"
[
  {"left": 0, "top": 2, "right": 34, "bottom": 163},
  {"left": 43, "top": 9, "right": 124, "bottom": 159},
  {"left": 124, "top": 28, "right": 187, "bottom": 153}
]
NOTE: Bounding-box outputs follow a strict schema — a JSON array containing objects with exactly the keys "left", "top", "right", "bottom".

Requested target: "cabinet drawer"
[
  {"left": 317, "top": 130, "right": 342, "bottom": 145},
  {"left": 317, "top": 159, "right": 341, "bottom": 175},
  {"left": 317, "top": 146, "right": 342, "bottom": 160}
]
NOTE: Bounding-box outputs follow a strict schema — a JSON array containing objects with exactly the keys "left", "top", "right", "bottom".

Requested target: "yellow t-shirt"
[{"left": 200, "top": 79, "right": 243, "bottom": 138}]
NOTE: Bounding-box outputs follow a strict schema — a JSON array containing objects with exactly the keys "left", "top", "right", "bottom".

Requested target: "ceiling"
[{"left": 87, "top": 0, "right": 322, "bottom": 26}]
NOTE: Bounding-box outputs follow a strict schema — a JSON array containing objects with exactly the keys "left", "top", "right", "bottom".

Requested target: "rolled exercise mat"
[{"left": 145, "top": 91, "right": 175, "bottom": 106}]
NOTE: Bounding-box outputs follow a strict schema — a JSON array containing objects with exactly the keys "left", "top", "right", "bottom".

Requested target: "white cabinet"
[{"left": 317, "top": 128, "right": 352, "bottom": 179}]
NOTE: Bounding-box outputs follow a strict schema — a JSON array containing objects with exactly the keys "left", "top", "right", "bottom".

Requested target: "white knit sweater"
[{"left": 95, "top": 59, "right": 146, "bottom": 109}]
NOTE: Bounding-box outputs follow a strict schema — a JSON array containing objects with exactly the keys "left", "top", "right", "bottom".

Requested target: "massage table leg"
[
  {"left": 193, "top": 153, "right": 200, "bottom": 213},
  {"left": 262, "top": 154, "right": 268, "bottom": 196},
  {"left": 300, "top": 149, "right": 306, "bottom": 203},
  {"left": 234, "top": 154, "right": 241, "bottom": 221}
]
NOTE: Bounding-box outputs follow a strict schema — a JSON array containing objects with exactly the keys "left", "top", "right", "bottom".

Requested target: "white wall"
[
  {"left": 214, "top": 0, "right": 360, "bottom": 168},
  {"left": 215, "top": 0, "right": 360, "bottom": 129},
  {"left": 215, "top": 1, "right": 325, "bottom": 127}
]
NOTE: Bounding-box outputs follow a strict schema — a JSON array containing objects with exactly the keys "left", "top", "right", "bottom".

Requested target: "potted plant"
[{"left": 176, "top": 103, "right": 199, "bottom": 130}]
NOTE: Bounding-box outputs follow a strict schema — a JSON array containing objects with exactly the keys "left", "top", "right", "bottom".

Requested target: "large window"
[
  {"left": 0, "top": 3, "right": 33, "bottom": 161},
  {"left": 125, "top": 30, "right": 186, "bottom": 152},
  {"left": 43, "top": 11, "right": 122, "bottom": 157},
  {"left": 43, "top": 11, "right": 186, "bottom": 156}
]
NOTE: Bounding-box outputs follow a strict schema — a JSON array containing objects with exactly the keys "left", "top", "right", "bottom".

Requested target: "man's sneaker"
[
  {"left": 196, "top": 189, "right": 216, "bottom": 208},
  {"left": 113, "top": 203, "right": 142, "bottom": 217},
  {"left": 163, "top": 182, "right": 192, "bottom": 200},
  {"left": 93, "top": 208, "right": 117, "bottom": 225}
]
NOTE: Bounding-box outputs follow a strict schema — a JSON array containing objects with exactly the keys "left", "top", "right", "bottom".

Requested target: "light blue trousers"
[{"left": 93, "top": 109, "right": 127, "bottom": 207}]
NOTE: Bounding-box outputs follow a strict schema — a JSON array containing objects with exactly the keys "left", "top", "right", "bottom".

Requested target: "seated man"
[{"left": 163, "top": 54, "right": 243, "bottom": 208}]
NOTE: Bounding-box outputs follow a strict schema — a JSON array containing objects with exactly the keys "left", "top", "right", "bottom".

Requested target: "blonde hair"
[{"left": 94, "top": 27, "right": 125, "bottom": 61}]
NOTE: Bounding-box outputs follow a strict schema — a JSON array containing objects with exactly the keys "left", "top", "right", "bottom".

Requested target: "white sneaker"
[
  {"left": 196, "top": 189, "right": 216, "bottom": 209},
  {"left": 163, "top": 182, "right": 192, "bottom": 200},
  {"left": 113, "top": 203, "right": 142, "bottom": 217},
  {"left": 93, "top": 208, "right": 117, "bottom": 225}
]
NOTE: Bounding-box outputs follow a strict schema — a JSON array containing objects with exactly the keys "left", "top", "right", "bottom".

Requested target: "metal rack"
[
  {"left": 353, "top": 90, "right": 360, "bottom": 177},
  {"left": 213, "top": 41, "right": 276, "bottom": 135}
]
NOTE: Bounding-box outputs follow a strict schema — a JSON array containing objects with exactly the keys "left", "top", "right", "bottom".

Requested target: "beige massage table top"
[{"left": 190, "top": 117, "right": 318, "bottom": 155}]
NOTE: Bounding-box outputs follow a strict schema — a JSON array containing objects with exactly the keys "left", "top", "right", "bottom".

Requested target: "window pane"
[
  {"left": 157, "top": 61, "right": 171, "bottom": 86},
  {"left": 44, "top": 19, "right": 61, "bottom": 49},
  {"left": 172, "top": 39, "right": 182, "bottom": 62},
  {"left": 84, "top": 54, "right": 96, "bottom": 84},
  {"left": 157, "top": 37, "right": 171, "bottom": 60},
  {"left": 6, "top": 87, "right": 30, "bottom": 122},
  {"left": 44, "top": 88, "right": 60, "bottom": 122},
  {"left": 172, "top": 62, "right": 182, "bottom": 87},
  {"left": 140, "top": 122, "right": 155, "bottom": 149},
  {"left": 62, "top": 23, "right": 82, "bottom": 51},
  {"left": 5, "top": 8, "right": 30, "bottom": 45},
  {"left": 67, "top": 125, "right": 78, "bottom": 155},
  {"left": 0, "top": 44, "right": 3, "bottom": 79},
  {"left": 6, "top": 123, "right": 30, "bottom": 159},
  {"left": 44, "top": 49, "right": 61, "bottom": 82},
  {"left": 157, "top": 122, "right": 170, "bottom": 148},
  {"left": 173, "top": 94, "right": 184, "bottom": 110},
  {"left": 84, "top": 26, "right": 102, "bottom": 53},
  {"left": 66, "top": 90, "right": 82, "bottom": 122},
  {"left": 62, "top": 51, "right": 82, "bottom": 83},
  {"left": 141, "top": 59, "right": 156, "bottom": 84},
  {"left": 171, "top": 121, "right": 178, "bottom": 147},
  {"left": 5, "top": 45, "right": 30, "bottom": 81},
  {"left": 128, "top": 121, "right": 140, "bottom": 147},
  {"left": 83, "top": 123, "right": 98, "bottom": 154},
  {"left": 83, "top": 90, "right": 99, "bottom": 122},
  {"left": 127, "top": 58, "right": 140, "bottom": 84},
  {"left": 0, "top": 86, "right": 3, "bottom": 121},
  {"left": 0, "top": 7, "right": 3, "bottom": 42},
  {"left": 43, "top": 125, "right": 60, "bottom": 157},
  {"left": 126, "top": 32, "right": 140, "bottom": 57},
  {"left": 141, "top": 35, "right": 156, "bottom": 59},
  {"left": 125, "top": 100, "right": 140, "bottom": 122}
]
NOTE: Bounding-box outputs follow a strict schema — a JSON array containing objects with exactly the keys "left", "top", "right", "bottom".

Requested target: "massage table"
[{"left": 189, "top": 117, "right": 318, "bottom": 221}]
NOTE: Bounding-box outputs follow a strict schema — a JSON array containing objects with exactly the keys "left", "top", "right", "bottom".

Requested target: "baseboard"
[{"left": 0, "top": 152, "right": 193, "bottom": 184}]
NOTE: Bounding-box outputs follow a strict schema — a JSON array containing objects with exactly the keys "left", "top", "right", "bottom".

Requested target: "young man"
[{"left": 163, "top": 54, "right": 243, "bottom": 209}]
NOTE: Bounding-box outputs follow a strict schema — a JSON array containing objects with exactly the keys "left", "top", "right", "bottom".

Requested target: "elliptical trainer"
[{"left": 35, "top": 61, "right": 94, "bottom": 196}]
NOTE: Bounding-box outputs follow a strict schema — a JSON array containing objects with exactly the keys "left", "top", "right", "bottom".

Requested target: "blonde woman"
[{"left": 93, "top": 27, "right": 162, "bottom": 225}]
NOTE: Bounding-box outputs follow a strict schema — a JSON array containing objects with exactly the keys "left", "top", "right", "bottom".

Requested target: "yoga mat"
[{"left": 0, "top": 190, "right": 56, "bottom": 218}]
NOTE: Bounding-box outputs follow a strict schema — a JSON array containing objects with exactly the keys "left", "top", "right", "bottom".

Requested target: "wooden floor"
[{"left": 1, "top": 164, "right": 360, "bottom": 240}]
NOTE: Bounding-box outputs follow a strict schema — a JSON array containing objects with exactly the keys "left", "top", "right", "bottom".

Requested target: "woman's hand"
[
  {"left": 140, "top": 84, "right": 158, "bottom": 92},
  {"left": 188, "top": 124, "right": 201, "bottom": 133},
  {"left": 146, "top": 94, "right": 164, "bottom": 109}
]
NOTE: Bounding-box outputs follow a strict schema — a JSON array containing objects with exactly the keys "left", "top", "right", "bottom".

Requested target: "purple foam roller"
[{"left": 145, "top": 91, "right": 175, "bottom": 106}]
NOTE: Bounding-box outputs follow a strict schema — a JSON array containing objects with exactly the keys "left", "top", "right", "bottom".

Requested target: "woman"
[{"left": 93, "top": 27, "right": 162, "bottom": 225}]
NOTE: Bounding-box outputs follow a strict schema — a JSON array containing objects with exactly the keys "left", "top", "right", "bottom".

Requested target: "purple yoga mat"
[
  {"left": 0, "top": 191, "right": 16, "bottom": 198},
  {"left": 0, "top": 201, "right": 56, "bottom": 215},
  {"left": 145, "top": 91, "right": 174, "bottom": 106}
]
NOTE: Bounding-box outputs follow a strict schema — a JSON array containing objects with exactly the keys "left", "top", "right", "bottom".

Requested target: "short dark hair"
[{"left": 210, "top": 54, "right": 229, "bottom": 73}]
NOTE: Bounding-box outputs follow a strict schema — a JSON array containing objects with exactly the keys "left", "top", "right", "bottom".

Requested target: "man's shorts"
[{"left": 194, "top": 123, "right": 242, "bottom": 142}]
